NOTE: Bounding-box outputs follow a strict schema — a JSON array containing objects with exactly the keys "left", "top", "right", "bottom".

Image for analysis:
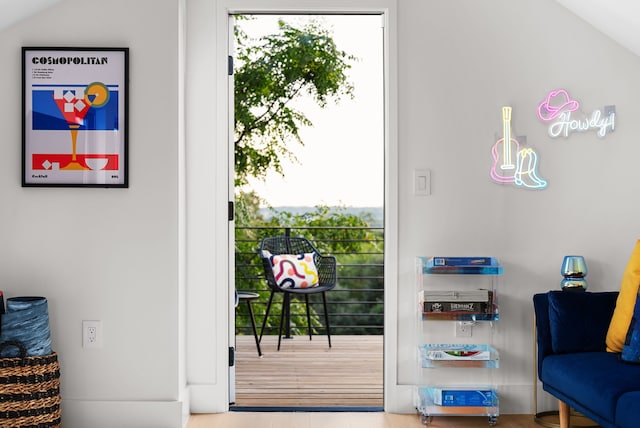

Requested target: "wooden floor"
[
  {"left": 188, "top": 413, "right": 541, "bottom": 428},
  {"left": 233, "top": 335, "right": 383, "bottom": 408},
  {"left": 193, "top": 335, "right": 546, "bottom": 427}
]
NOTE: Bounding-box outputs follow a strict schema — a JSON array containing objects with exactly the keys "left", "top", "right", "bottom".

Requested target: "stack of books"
[{"left": 420, "top": 289, "right": 493, "bottom": 314}]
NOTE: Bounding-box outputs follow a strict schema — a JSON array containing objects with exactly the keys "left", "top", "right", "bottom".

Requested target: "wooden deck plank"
[{"left": 233, "top": 335, "right": 383, "bottom": 407}]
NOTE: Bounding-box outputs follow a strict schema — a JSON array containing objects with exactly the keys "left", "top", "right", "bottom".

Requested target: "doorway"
[
  {"left": 184, "top": 0, "right": 399, "bottom": 413},
  {"left": 230, "top": 13, "right": 385, "bottom": 410}
]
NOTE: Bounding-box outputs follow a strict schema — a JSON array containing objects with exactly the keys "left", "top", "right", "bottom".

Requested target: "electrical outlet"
[
  {"left": 87, "top": 326, "right": 97, "bottom": 342},
  {"left": 83, "top": 320, "right": 102, "bottom": 348},
  {"left": 455, "top": 321, "right": 473, "bottom": 337}
]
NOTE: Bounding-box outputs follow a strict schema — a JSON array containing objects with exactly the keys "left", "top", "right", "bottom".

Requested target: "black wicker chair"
[{"left": 258, "top": 236, "right": 337, "bottom": 350}]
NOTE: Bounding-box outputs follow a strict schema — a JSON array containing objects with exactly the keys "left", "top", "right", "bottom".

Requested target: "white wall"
[
  {"left": 191, "top": 0, "right": 640, "bottom": 415},
  {"left": 191, "top": 0, "right": 640, "bottom": 416},
  {"left": 0, "top": 0, "right": 184, "bottom": 427},
  {"left": 395, "top": 0, "right": 640, "bottom": 414},
  {"left": 2, "top": 0, "right": 640, "bottom": 425}
]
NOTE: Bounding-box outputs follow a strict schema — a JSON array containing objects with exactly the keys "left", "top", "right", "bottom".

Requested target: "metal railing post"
[{"left": 284, "top": 227, "right": 292, "bottom": 339}]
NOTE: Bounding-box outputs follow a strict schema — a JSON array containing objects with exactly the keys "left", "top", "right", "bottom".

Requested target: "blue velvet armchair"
[{"left": 534, "top": 291, "right": 640, "bottom": 428}]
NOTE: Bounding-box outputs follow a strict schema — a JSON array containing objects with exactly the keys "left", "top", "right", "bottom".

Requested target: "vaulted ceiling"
[
  {"left": 1, "top": 0, "right": 639, "bottom": 56},
  {"left": 0, "top": 0, "right": 60, "bottom": 32},
  {"left": 556, "top": 0, "right": 640, "bottom": 57}
]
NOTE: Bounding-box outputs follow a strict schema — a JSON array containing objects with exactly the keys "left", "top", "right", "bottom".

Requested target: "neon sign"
[
  {"left": 537, "top": 89, "right": 615, "bottom": 138},
  {"left": 490, "top": 106, "right": 547, "bottom": 190},
  {"left": 490, "top": 106, "right": 519, "bottom": 183}
]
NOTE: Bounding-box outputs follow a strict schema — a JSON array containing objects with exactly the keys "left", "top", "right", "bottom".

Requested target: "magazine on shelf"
[
  {"left": 420, "top": 289, "right": 489, "bottom": 302},
  {"left": 421, "top": 344, "right": 493, "bottom": 361}
]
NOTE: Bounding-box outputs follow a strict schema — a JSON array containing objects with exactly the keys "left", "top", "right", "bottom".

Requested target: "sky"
[{"left": 237, "top": 15, "right": 384, "bottom": 208}]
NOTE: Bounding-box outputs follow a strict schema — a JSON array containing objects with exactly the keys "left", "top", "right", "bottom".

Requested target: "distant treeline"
[{"left": 260, "top": 206, "right": 384, "bottom": 228}]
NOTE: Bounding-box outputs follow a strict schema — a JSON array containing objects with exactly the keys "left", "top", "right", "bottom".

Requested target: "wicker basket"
[{"left": 0, "top": 341, "right": 61, "bottom": 427}]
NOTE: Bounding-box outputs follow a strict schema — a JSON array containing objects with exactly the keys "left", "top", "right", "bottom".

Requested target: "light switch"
[
  {"left": 417, "top": 176, "right": 427, "bottom": 191},
  {"left": 414, "top": 169, "right": 431, "bottom": 196}
]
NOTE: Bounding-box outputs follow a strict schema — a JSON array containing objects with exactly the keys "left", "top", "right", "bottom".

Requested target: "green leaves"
[{"left": 234, "top": 18, "right": 354, "bottom": 186}]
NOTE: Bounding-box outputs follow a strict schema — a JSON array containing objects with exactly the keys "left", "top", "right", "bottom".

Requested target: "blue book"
[
  {"left": 432, "top": 257, "right": 492, "bottom": 266},
  {"left": 431, "top": 388, "right": 497, "bottom": 407},
  {"left": 420, "top": 257, "right": 503, "bottom": 275}
]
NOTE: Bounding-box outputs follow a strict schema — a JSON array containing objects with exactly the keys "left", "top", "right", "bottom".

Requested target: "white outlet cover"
[{"left": 82, "top": 320, "right": 103, "bottom": 348}]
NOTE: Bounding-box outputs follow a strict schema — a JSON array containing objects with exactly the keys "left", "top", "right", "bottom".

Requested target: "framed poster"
[{"left": 22, "top": 47, "right": 129, "bottom": 187}]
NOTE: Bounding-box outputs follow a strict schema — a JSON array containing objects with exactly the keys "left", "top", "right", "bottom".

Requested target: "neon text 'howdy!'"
[{"left": 537, "top": 89, "right": 615, "bottom": 138}]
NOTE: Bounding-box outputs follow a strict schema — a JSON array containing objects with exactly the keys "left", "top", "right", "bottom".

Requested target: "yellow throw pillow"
[{"left": 606, "top": 240, "right": 640, "bottom": 352}]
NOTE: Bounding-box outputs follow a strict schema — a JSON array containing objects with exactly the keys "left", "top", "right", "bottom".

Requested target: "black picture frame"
[{"left": 22, "top": 47, "right": 129, "bottom": 187}]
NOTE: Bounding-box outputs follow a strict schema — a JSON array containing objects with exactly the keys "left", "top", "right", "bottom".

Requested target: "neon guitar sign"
[
  {"left": 490, "top": 107, "right": 519, "bottom": 183},
  {"left": 490, "top": 106, "right": 547, "bottom": 189}
]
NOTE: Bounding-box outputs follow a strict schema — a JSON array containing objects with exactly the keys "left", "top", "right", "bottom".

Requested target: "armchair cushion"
[
  {"left": 616, "top": 391, "right": 640, "bottom": 428},
  {"left": 541, "top": 351, "right": 640, "bottom": 427},
  {"left": 548, "top": 290, "right": 617, "bottom": 354},
  {"left": 265, "top": 252, "right": 319, "bottom": 289}
]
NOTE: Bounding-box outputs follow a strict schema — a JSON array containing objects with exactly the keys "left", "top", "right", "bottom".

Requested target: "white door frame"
[{"left": 185, "top": 0, "right": 399, "bottom": 413}]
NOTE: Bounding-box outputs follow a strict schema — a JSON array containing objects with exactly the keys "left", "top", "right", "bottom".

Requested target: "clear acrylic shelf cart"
[{"left": 414, "top": 257, "right": 503, "bottom": 425}]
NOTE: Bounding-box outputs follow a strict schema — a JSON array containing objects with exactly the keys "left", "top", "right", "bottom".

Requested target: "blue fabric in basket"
[{"left": 0, "top": 297, "right": 52, "bottom": 357}]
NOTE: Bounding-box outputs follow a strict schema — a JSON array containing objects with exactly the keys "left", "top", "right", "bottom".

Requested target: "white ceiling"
[
  {"left": 556, "top": 0, "right": 640, "bottom": 57},
  {"left": 0, "top": 0, "right": 639, "bottom": 56},
  {"left": 0, "top": 0, "right": 60, "bottom": 32}
]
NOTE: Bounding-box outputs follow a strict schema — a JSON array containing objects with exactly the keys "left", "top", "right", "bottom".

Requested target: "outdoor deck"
[{"left": 233, "top": 335, "right": 383, "bottom": 408}]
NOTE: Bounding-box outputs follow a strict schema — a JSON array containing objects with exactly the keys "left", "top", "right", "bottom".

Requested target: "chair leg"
[
  {"left": 278, "top": 293, "right": 290, "bottom": 351},
  {"left": 322, "top": 291, "right": 332, "bottom": 348},
  {"left": 245, "top": 299, "right": 262, "bottom": 357},
  {"left": 558, "top": 400, "right": 570, "bottom": 428},
  {"left": 259, "top": 291, "right": 275, "bottom": 343},
  {"left": 305, "top": 294, "right": 312, "bottom": 341}
]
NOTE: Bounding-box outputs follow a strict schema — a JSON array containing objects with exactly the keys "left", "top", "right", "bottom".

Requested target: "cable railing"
[{"left": 235, "top": 226, "right": 384, "bottom": 336}]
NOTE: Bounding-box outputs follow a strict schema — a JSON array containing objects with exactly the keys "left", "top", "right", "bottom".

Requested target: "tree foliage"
[{"left": 234, "top": 18, "right": 355, "bottom": 186}]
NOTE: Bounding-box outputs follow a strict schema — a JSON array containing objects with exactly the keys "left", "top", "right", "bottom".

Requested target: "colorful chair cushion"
[{"left": 267, "top": 252, "right": 319, "bottom": 289}]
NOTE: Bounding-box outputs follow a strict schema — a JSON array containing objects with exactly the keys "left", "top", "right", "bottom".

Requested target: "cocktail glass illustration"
[{"left": 52, "top": 82, "right": 110, "bottom": 170}]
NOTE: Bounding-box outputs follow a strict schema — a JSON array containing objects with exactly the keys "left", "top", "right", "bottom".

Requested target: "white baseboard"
[
  {"left": 189, "top": 384, "right": 229, "bottom": 413},
  {"left": 61, "top": 399, "right": 183, "bottom": 428}
]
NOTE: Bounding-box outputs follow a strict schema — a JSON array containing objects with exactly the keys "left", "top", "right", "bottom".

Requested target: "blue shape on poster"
[{"left": 31, "top": 89, "right": 119, "bottom": 131}]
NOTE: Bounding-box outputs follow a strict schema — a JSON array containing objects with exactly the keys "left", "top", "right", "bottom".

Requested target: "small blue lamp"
[{"left": 560, "top": 255, "right": 588, "bottom": 291}]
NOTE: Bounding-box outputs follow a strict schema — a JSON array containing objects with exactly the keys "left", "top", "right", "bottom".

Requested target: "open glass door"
[{"left": 227, "top": 13, "right": 237, "bottom": 404}]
